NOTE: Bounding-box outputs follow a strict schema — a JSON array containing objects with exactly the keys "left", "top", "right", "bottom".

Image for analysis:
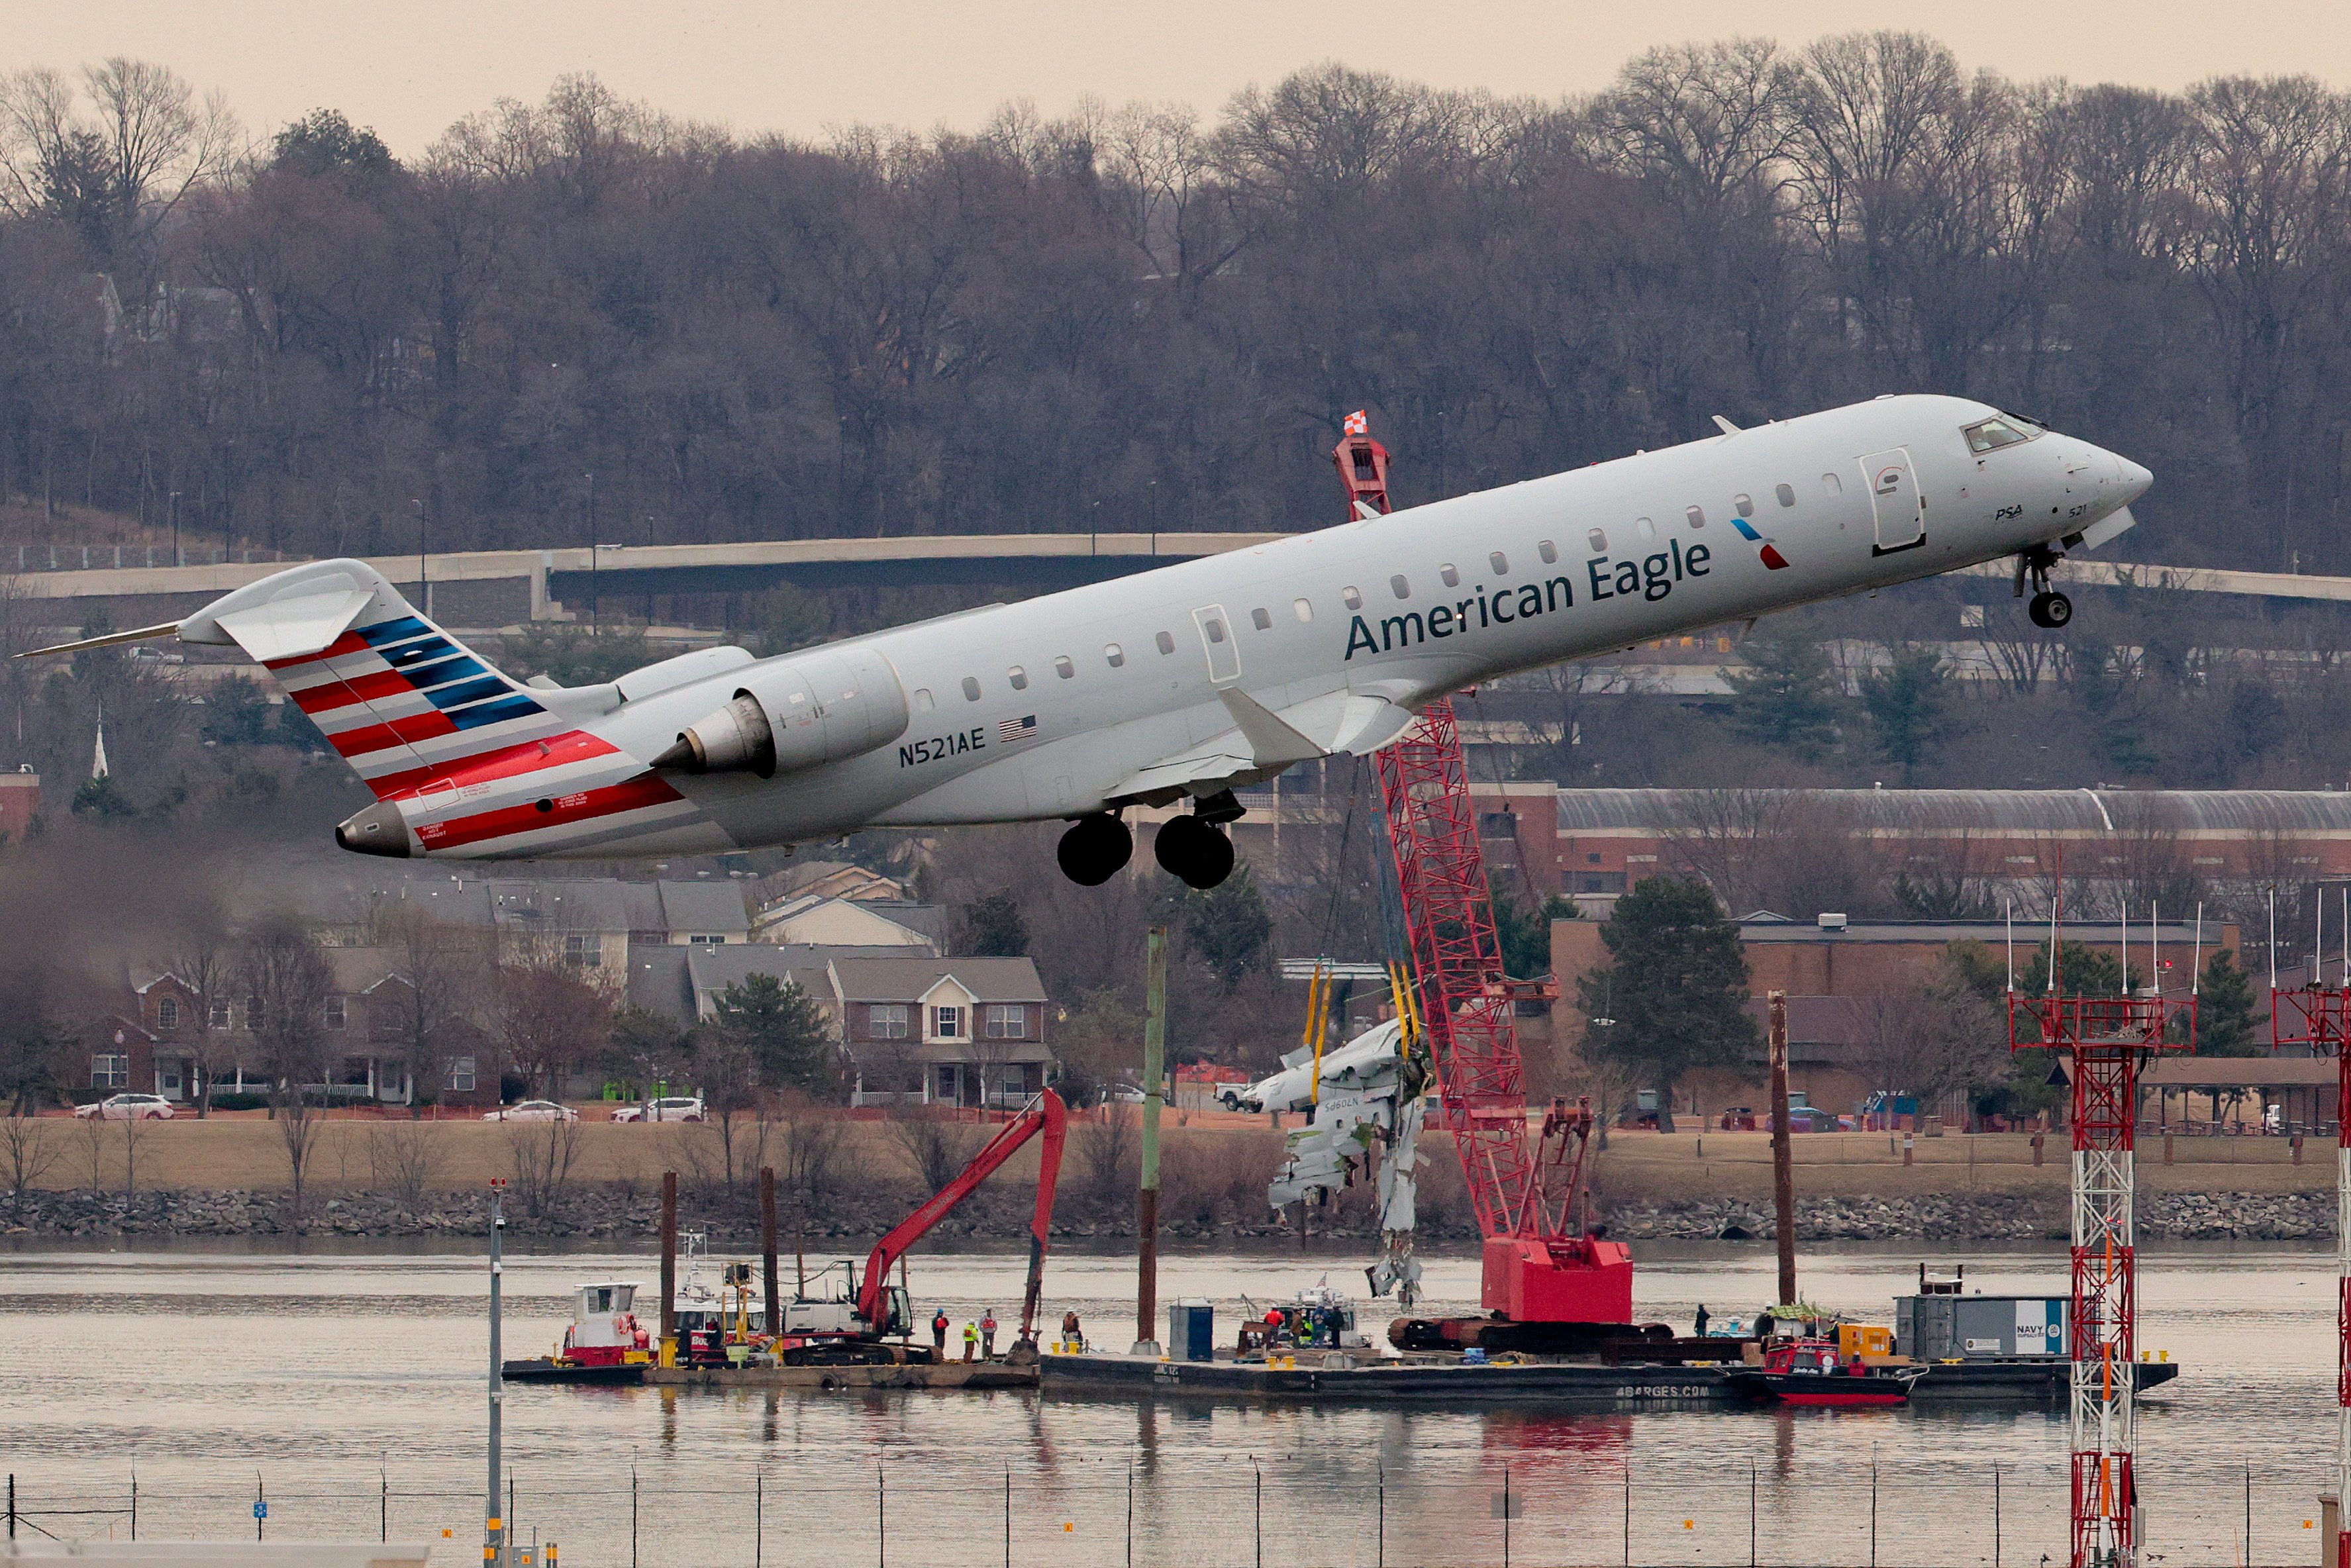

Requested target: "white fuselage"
[{"left": 362, "top": 394, "right": 2148, "bottom": 858}]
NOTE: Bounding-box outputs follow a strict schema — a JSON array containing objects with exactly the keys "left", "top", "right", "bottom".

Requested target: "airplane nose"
[
  {"left": 2112, "top": 452, "right": 2153, "bottom": 501},
  {"left": 336, "top": 800, "right": 413, "bottom": 858}
]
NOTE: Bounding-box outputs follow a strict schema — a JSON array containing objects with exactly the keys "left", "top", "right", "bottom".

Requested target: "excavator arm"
[{"left": 856, "top": 1090, "right": 1068, "bottom": 1349}]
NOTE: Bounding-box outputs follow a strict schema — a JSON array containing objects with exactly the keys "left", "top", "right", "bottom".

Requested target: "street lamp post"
[
  {"left": 168, "top": 490, "right": 180, "bottom": 568},
  {"left": 486, "top": 1179, "right": 507, "bottom": 1568}
]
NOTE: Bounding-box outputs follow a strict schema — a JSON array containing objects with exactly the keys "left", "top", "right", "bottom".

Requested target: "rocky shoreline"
[{"left": 3, "top": 1186, "right": 2338, "bottom": 1244}]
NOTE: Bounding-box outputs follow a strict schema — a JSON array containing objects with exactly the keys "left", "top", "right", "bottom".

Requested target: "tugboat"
[
  {"left": 503, "top": 1280, "right": 655, "bottom": 1383},
  {"left": 1725, "top": 1337, "right": 1922, "bottom": 1408}
]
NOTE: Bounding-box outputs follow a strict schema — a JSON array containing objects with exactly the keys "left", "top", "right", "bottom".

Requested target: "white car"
[
  {"left": 482, "top": 1100, "right": 578, "bottom": 1122},
  {"left": 611, "top": 1096, "right": 706, "bottom": 1124},
  {"left": 75, "top": 1093, "right": 174, "bottom": 1120}
]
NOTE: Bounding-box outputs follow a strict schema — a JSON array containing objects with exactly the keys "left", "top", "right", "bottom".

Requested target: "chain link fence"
[{"left": 1, "top": 1455, "right": 2338, "bottom": 1568}]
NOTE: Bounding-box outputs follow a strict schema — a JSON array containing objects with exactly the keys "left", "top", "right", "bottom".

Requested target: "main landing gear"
[
  {"left": 2013, "top": 544, "right": 2072, "bottom": 629},
  {"left": 1058, "top": 791, "right": 1244, "bottom": 890},
  {"left": 1056, "top": 812, "right": 1132, "bottom": 886}
]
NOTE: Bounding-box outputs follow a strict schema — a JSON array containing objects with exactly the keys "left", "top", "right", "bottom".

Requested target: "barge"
[{"left": 1038, "top": 1349, "right": 2177, "bottom": 1407}]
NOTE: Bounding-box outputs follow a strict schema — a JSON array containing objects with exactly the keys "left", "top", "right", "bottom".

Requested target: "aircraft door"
[
  {"left": 1193, "top": 605, "right": 1241, "bottom": 687},
  {"left": 1860, "top": 448, "right": 1924, "bottom": 554}
]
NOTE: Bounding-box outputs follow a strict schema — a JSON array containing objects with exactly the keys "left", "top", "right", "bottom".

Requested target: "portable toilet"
[{"left": 1166, "top": 1299, "right": 1214, "bottom": 1362}]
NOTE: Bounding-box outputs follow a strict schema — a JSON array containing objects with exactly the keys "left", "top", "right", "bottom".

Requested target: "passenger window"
[
  {"left": 1685, "top": 505, "right": 1705, "bottom": 528},
  {"left": 1440, "top": 564, "right": 1460, "bottom": 588},
  {"left": 1251, "top": 607, "right": 1272, "bottom": 631},
  {"left": 1203, "top": 618, "right": 1226, "bottom": 644},
  {"left": 961, "top": 677, "right": 981, "bottom": 702},
  {"left": 1636, "top": 517, "right": 1656, "bottom": 541},
  {"left": 1776, "top": 483, "right": 1796, "bottom": 508},
  {"left": 1537, "top": 540, "right": 1558, "bottom": 565},
  {"left": 1342, "top": 586, "right": 1362, "bottom": 610},
  {"left": 1734, "top": 495, "right": 1754, "bottom": 518},
  {"left": 1293, "top": 597, "right": 1314, "bottom": 622},
  {"left": 1585, "top": 529, "right": 1607, "bottom": 554},
  {"left": 1054, "top": 656, "right": 1074, "bottom": 679},
  {"left": 1155, "top": 630, "right": 1176, "bottom": 655},
  {"left": 1489, "top": 552, "right": 1508, "bottom": 575},
  {"left": 913, "top": 688, "right": 934, "bottom": 712},
  {"left": 1821, "top": 472, "right": 1842, "bottom": 495},
  {"left": 1105, "top": 643, "right": 1125, "bottom": 668},
  {"left": 1390, "top": 574, "right": 1410, "bottom": 599},
  {"left": 1009, "top": 666, "right": 1028, "bottom": 691}
]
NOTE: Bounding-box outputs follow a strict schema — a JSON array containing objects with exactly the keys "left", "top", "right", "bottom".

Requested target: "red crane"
[
  {"left": 1334, "top": 416, "right": 1632, "bottom": 1353},
  {"left": 853, "top": 1090, "right": 1068, "bottom": 1355}
]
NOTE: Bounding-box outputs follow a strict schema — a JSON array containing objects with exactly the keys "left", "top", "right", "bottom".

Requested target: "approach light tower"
[
  {"left": 2009, "top": 906, "right": 2195, "bottom": 1568},
  {"left": 2270, "top": 890, "right": 2351, "bottom": 1568}
]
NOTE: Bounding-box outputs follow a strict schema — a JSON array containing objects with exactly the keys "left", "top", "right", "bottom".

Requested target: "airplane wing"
[{"left": 1106, "top": 687, "right": 1418, "bottom": 804}]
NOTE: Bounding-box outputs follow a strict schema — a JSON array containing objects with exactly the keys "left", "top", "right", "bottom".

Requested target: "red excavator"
[{"left": 772, "top": 1089, "right": 1068, "bottom": 1365}]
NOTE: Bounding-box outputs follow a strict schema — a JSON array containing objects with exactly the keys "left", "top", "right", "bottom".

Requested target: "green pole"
[{"left": 1135, "top": 926, "right": 1167, "bottom": 1353}]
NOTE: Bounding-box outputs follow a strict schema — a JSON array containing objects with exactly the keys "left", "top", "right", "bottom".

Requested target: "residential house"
[
  {"left": 832, "top": 957, "right": 1050, "bottom": 1109},
  {"left": 93, "top": 952, "right": 497, "bottom": 1109}
]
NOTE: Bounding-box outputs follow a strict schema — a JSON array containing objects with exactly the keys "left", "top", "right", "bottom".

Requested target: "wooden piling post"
[
  {"left": 1768, "top": 991, "right": 1796, "bottom": 1310},
  {"left": 660, "top": 1171, "right": 677, "bottom": 1357},
  {"left": 1135, "top": 926, "right": 1168, "bottom": 1354},
  {"left": 760, "top": 1167, "right": 781, "bottom": 1342}
]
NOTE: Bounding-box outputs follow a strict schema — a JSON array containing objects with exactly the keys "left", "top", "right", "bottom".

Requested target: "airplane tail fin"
[{"left": 179, "top": 560, "right": 565, "bottom": 799}]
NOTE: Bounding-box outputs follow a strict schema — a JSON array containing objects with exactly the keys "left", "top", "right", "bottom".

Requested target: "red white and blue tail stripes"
[{"left": 264, "top": 610, "right": 720, "bottom": 858}]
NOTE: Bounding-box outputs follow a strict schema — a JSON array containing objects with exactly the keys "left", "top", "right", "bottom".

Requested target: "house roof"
[
  {"left": 830, "top": 956, "right": 1047, "bottom": 1004},
  {"left": 656, "top": 881, "right": 751, "bottom": 935},
  {"left": 686, "top": 944, "right": 840, "bottom": 1003}
]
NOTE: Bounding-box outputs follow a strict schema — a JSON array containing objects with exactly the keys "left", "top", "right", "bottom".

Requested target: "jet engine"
[{"left": 653, "top": 644, "right": 909, "bottom": 779}]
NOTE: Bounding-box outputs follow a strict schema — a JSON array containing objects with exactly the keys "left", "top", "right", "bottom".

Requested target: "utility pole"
[
  {"left": 660, "top": 1171, "right": 678, "bottom": 1362},
  {"left": 1134, "top": 926, "right": 1167, "bottom": 1354},
  {"left": 486, "top": 1178, "right": 507, "bottom": 1568},
  {"left": 1768, "top": 991, "right": 1796, "bottom": 1310},
  {"left": 168, "top": 490, "right": 180, "bottom": 568}
]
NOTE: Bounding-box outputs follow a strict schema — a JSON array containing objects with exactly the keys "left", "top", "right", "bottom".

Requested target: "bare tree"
[
  {"left": 366, "top": 1120, "right": 446, "bottom": 1213},
  {"left": 1, "top": 1114, "right": 57, "bottom": 1206},
  {"left": 505, "top": 1117, "right": 583, "bottom": 1220},
  {"left": 171, "top": 899, "right": 235, "bottom": 1115},
  {"left": 239, "top": 912, "right": 333, "bottom": 1222},
  {"left": 886, "top": 1110, "right": 981, "bottom": 1194},
  {"left": 379, "top": 908, "right": 486, "bottom": 1115},
  {"left": 1072, "top": 1105, "right": 1138, "bottom": 1207},
  {"left": 493, "top": 956, "right": 612, "bottom": 1101}
]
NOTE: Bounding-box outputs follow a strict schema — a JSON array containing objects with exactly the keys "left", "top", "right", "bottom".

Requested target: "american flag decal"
[{"left": 999, "top": 714, "right": 1038, "bottom": 744}]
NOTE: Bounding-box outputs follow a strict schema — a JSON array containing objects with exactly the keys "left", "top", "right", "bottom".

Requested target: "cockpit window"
[{"left": 1962, "top": 415, "right": 2039, "bottom": 454}]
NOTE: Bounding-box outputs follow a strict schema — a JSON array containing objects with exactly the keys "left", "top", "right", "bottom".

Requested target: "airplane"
[{"left": 21, "top": 394, "right": 2148, "bottom": 890}]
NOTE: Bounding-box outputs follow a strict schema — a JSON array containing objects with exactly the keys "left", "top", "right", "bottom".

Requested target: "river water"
[{"left": 0, "top": 1237, "right": 2332, "bottom": 1567}]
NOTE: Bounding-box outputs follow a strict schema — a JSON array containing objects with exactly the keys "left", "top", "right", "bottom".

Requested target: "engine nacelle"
[{"left": 654, "top": 644, "right": 909, "bottom": 779}]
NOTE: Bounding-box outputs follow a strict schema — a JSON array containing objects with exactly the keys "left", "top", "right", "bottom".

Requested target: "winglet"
[{"left": 1712, "top": 415, "right": 1742, "bottom": 436}]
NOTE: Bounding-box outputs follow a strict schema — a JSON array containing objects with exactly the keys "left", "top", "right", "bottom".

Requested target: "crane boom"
[{"left": 1336, "top": 418, "right": 1633, "bottom": 1346}]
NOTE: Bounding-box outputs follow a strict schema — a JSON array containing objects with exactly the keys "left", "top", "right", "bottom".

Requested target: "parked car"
[
  {"left": 611, "top": 1095, "right": 706, "bottom": 1123},
  {"left": 1105, "top": 1082, "right": 1146, "bottom": 1105},
  {"left": 482, "top": 1100, "right": 578, "bottom": 1122},
  {"left": 75, "top": 1093, "right": 174, "bottom": 1120}
]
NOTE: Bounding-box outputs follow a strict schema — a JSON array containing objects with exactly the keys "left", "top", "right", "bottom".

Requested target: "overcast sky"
[{"left": 19, "top": 0, "right": 2351, "bottom": 156}]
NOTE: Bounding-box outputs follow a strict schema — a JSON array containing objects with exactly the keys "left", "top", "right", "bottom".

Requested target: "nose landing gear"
[{"left": 2013, "top": 544, "right": 2072, "bottom": 630}]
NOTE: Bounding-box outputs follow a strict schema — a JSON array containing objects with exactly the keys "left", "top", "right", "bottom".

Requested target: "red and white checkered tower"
[
  {"left": 2010, "top": 906, "right": 2194, "bottom": 1568},
  {"left": 2270, "top": 891, "right": 2351, "bottom": 1568}
]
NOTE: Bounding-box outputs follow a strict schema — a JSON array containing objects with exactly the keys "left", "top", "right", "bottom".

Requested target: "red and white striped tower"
[
  {"left": 2011, "top": 914, "right": 2193, "bottom": 1568},
  {"left": 2271, "top": 891, "right": 2351, "bottom": 1568}
]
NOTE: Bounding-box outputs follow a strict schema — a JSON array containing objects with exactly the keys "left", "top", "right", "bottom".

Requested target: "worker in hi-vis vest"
[{"left": 962, "top": 1321, "right": 979, "bottom": 1363}]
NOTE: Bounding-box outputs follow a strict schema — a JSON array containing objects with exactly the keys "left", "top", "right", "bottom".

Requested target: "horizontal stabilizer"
[{"left": 14, "top": 620, "right": 183, "bottom": 660}]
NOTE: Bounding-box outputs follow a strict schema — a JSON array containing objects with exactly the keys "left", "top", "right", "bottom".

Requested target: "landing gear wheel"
[
  {"left": 2027, "top": 590, "right": 2072, "bottom": 630},
  {"left": 1056, "top": 814, "right": 1132, "bottom": 886},
  {"left": 1154, "top": 813, "right": 1236, "bottom": 890}
]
